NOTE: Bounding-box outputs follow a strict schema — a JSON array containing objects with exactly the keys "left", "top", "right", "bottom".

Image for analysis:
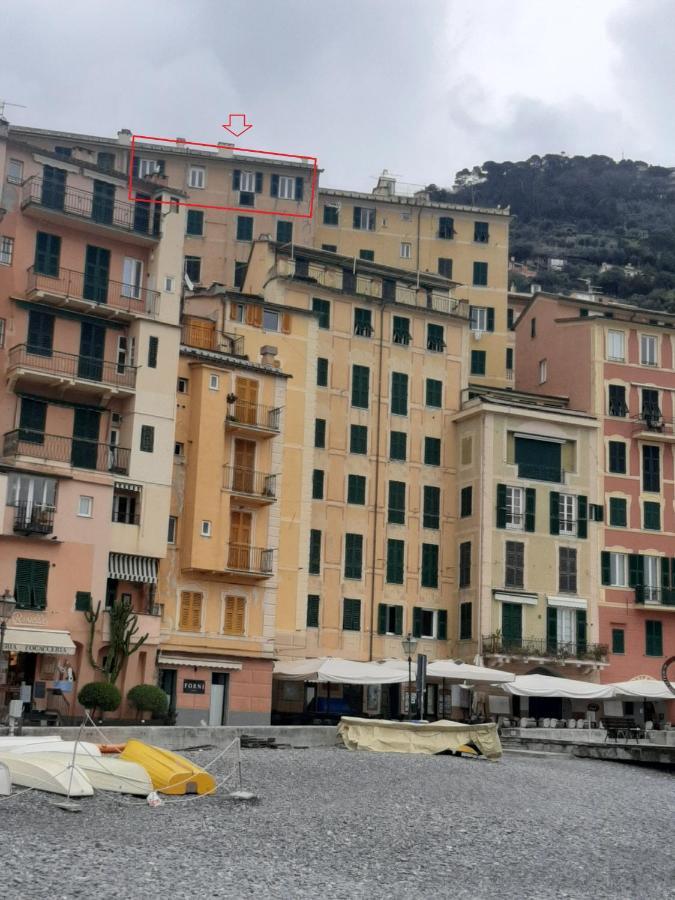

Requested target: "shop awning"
[
  {"left": 273, "top": 658, "right": 408, "bottom": 684},
  {"left": 114, "top": 481, "right": 142, "bottom": 493},
  {"left": 502, "top": 674, "right": 614, "bottom": 699},
  {"left": 609, "top": 678, "right": 674, "bottom": 700},
  {"left": 3, "top": 627, "right": 76, "bottom": 656},
  {"left": 157, "top": 654, "right": 242, "bottom": 671},
  {"left": 108, "top": 553, "right": 158, "bottom": 584},
  {"left": 427, "top": 660, "right": 516, "bottom": 684}
]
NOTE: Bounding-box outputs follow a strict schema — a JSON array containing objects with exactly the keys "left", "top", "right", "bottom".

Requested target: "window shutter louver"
[
  {"left": 661, "top": 557, "right": 670, "bottom": 589},
  {"left": 437, "top": 610, "right": 448, "bottom": 641},
  {"left": 191, "top": 594, "right": 202, "bottom": 630},
  {"left": 377, "top": 603, "right": 387, "bottom": 635},
  {"left": 549, "top": 492, "right": 560, "bottom": 535},
  {"left": 295, "top": 177, "right": 304, "bottom": 200},
  {"left": 546, "top": 607, "right": 557, "bottom": 650},
  {"left": 281, "top": 312, "right": 291, "bottom": 334},
  {"left": 233, "top": 170, "right": 241, "bottom": 190},
  {"left": 394, "top": 605, "right": 403, "bottom": 636},
  {"left": 412, "top": 606, "right": 422, "bottom": 639},
  {"left": 525, "top": 488, "right": 536, "bottom": 532},
  {"left": 628, "top": 554, "right": 643, "bottom": 588},
  {"left": 601, "top": 551, "right": 611, "bottom": 586},
  {"left": 496, "top": 484, "right": 507, "bottom": 528},
  {"left": 270, "top": 174, "right": 279, "bottom": 197},
  {"left": 576, "top": 609, "right": 587, "bottom": 652},
  {"left": 577, "top": 495, "right": 588, "bottom": 538},
  {"left": 487, "top": 308, "right": 495, "bottom": 332},
  {"left": 234, "top": 597, "right": 245, "bottom": 634},
  {"left": 353, "top": 207, "right": 361, "bottom": 229},
  {"left": 255, "top": 172, "right": 263, "bottom": 193},
  {"left": 15, "top": 559, "right": 32, "bottom": 609},
  {"left": 179, "top": 591, "right": 192, "bottom": 630}
]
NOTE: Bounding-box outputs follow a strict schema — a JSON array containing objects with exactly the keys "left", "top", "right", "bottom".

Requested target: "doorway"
[
  {"left": 228, "top": 510, "right": 252, "bottom": 569},
  {"left": 78, "top": 322, "right": 105, "bottom": 382},
  {"left": 71, "top": 408, "right": 101, "bottom": 470},
  {"left": 233, "top": 439, "right": 256, "bottom": 493},
  {"left": 209, "top": 673, "right": 229, "bottom": 726},
  {"left": 158, "top": 669, "right": 177, "bottom": 719}
]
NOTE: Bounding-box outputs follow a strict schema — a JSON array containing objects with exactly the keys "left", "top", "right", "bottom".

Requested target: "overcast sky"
[{"left": 3, "top": 0, "right": 672, "bottom": 192}]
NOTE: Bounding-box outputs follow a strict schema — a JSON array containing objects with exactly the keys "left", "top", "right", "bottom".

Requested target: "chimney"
[
  {"left": 372, "top": 169, "right": 396, "bottom": 197},
  {"left": 217, "top": 141, "right": 234, "bottom": 158},
  {"left": 117, "top": 129, "right": 132, "bottom": 146},
  {"left": 260, "top": 345, "right": 279, "bottom": 367}
]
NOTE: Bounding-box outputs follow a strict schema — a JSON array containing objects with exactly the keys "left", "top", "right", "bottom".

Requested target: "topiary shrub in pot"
[
  {"left": 127, "top": 683, "right": 169, "bottom": 720},
  {"left": 77, "top": 681, "right": 122, "bottom": 720}
]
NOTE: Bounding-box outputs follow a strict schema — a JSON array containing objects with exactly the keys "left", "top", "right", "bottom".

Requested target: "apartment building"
[
  {"left": 0, "top": 121, "right": 184, "bottom": 718},
  {"left": 514, "top": 291, "right": 675, "bottom": 698}
]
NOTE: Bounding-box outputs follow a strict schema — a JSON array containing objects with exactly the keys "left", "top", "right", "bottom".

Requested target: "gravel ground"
[{"left": 1, "top": 747, "right": 673, "bottom": 900}]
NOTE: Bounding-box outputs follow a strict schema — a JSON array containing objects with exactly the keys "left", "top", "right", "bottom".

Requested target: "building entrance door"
[{"left": 209, "top": 673, "right": 229, "bottom": 726}]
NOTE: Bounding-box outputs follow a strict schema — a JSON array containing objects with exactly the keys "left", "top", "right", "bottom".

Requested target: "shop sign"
[{"left": 183, "top": 679, "right": 205, "bottom": 695}]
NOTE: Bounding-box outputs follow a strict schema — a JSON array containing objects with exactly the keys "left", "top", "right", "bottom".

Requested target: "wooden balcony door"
[
  {"left": 228, "top": 510, "right": 252, "bottom": 569},
  {"left": 232, "top": 439, "right": 256, "bottom": 493},
  {"left": 186, "top": 317, "right": 215, "bottom": 350},
  {"left": 235, "top": 377, "right": 258, "bottom": 424}
]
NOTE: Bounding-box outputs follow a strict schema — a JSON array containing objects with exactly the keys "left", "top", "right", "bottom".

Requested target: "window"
[
  {"left": 343, "top": 598, "right": 361, "bottom": 631},
  {"left": 317, "top": 357, "right": 328, "bottom": 387},
  {"left": 54, "top": 146, "right": 72, "bottom": 159},
  {"left": 184, "top": 256, "right": 201, "bottom": 283},
  {"left": 138, "top": 158, "right": 163, "bottom": 178},
  {"left": 514, "top": 436, "right": 562, "bottom": 482},
  {"left": 469, "top": 306, "right": 494, "bottom": 333},
  {"left": 350, "top": 424, "right": 368, "bottom": 454},
  {"left": 530, "top": 318, "right": 536, "bottom": 338},
  {"left": 642, "top": 445, "right": 660, "bottom": 492},
  {"left": 459, "top": 603, "right": 472, "bottom": 640},
  {"left": 645, "top": 620, "right": 663, "bottom": 657},
  {"left": 167, "top": 516, "right": 177, "bottom": 544},
  {"left": 413, "top": 608, "right": 447, "bottom": 640},
  {"left": 35, "top": 231, "right": 61, "bottom": 276},
  {"left": 507, "top": 308, "right": 515, "bottom": 330},
  {"left": 503, "top": 485, "right": 524, "bottom": 529},
  {"left": 188, "top": 165, "right": 205, "bottom": 188},
  {"left": 147, "top": 335, "right": 158, "bottom": 368},
  {"left": 312, "top": 297, "right": 330, "bottom": 329},
  {"left": 438, "top": 258, "right": 453, "bottom": 278},
  {"left": 352, "top": 365, "right": 370, "bottom": 408},
  {"left": 314, "top": 418, "right": 326, "bottom": 448},
  {"left": 234, "top": 261, "right": 247, "bottom": 289},
  {"left": 559, "top": 494, "right": 577, "bottom": 535},
  {"left": 611, "top": 628, "right": 625, "bottom": 654},
  {"left": 344, "top": 534, "right": 363, "bottom": 579},
  {"left": 347, "top": 474, "right": 366, "bottom": 505},
  {"left": 608, "top": 441, "right": 626, "bottom": 474},
  {"left": 438, "top": 217, "right": 454, "bottom": 239},
  {"left": 424, "top": 437, "right": 441, "bottom": 466},
  {"left": 200, "top": 520, "right": 211, "bottom": 537},
  {"left": 178, "top": 591, "right": 202, "bottom": 632},
  {"left": 177, "top": 377, "right": 188, "bottom": 394},
  {"left": 75, "top": 591, "right": 92, "bottom": 612},
  {"left": 236, "top": 216, "right": 253, "bottom": 241},
  {"left": 312, "top": 469, "right": 325, "bottom": 500},
  {"left": 112, "top": 489, "right": 139, "bottom": 524},
  {"left": 506, "top": 348, "right": 514, "bottom": 374},
  {"left": 602, "top": 551, "right": 629, "bottom": 587},
  {"left": 353, "top": 207, "right": 375, "bottom": 231},
  {"left": 354, "top": 307, "right": 373, "bottom": 337},
  {"left": 0, "top": 236, "right": 13, "bottom": 265},
  {"left": 421, "top": 544, "right": 439, "bottom": 588},
  {"left": 425, "top": 379, "right": 442, "bottom": 408},
  {"left": 0, "top": 317, "right": 5, "bottom": 348},
  {"left": 78, "top": 496, "right": 93, "bottom": 517},
  {"left": 19, "top": 397, "right": 46, "bottom": 444},
  {"left": 644, "top": 501, "right": 661, "bottom": 531},
  {"left": 641, "top": 388, "right": 661, "bottom": 425},
  {"left": 539, "top": 359, "right": 548, "bottom": 384},
  {"left": 474, "top": 221, "right": 489, "bottom": 243},
  {"left": 209, "top": 374, "right": 219, "bottom": 390},
  {"left": 309, "top": 529, "right": 321, "bottom": 574},
  {"left": 386, "top": 539, "right": 404, "bottom": 584},
  {"left": 461, "top": 437, "right": 472, "bottom": 466},
  {"left": 307, "top": 594, "right": 320, "bottom": 628},
  {"left": 392, "top": 315, "right": 411, "bottom": 345},
  {"left": 359, "top": 249, "right": 374, "bottom": 261},
  {"left": 400, "top": 242, "right": 412, "bottom": 259},
  {"left": 423, "top": 486, "right": 440, "bottom": 529},
  {"left": 388, "top": 481, "right": 406, "bottom": 524},
  {"left": 473, "top": 262, "right": 488, "bottom": 286},
  {"left": 276, "top": 220, "right": 293, "bottom": 243},
  {"left": 427, "top": 323, "right": 445, "bottom": 352},
  {"left": 609, "top": 497, "right": 627, "bottom": 527},
  {"left": 15, "top": 558, "right": 49, "bottom": 610},
  {"left": 186, "top": 210, "right": 204, "bottom": 236},
  {"left": 607, "top": 330, "right": 625, "bottom": 361},
  {"left": 27, "top": 309, "right": 54, "bottom": 356},
  {"left": 121, "top": 257, "right": 143, "bottom": 299},
  {"left": 460, "top": 486, "right": 472, "bottom": 518},
  {"left": 140, "top": 425, "right": 155, "bottom": 453},
  {"left": 502, "top": 602, "right": 522, "bottom": 646},
  {"left": 323, "top": 205, "right": 339, "bottom": 226},
  {"left": 263, "top": 309, "right": 279, "bottom": 331},
  {"left": 505, "top": 541, "right": 524, "bottom": 588},
  {"left": 608, "top": 385, "right": 627, "bottom": 417},
  {"left": 276, "top": 175, "right": 300, "bottom": 200},
  {"left": 223, "top": 596, "right": 246, "bottom": 635},
  {"left": 459, "top": 542, "right": 471, "bottom": 588},
  {"left": 559, "top": 547, "right": 577, "bottom": 593},
  {"left": 377, "top": 603, "right": 403, "bottom": 636},
  {"left": 391, "top": 372, "right": 408, "bottom": 415},
  {"left": 640, "top": 334, "right": 657, "bottom": 366},
  {"left": 470, "top": 350, "right": 486, "bottom": 376},
  {"left": 390, "top": 431, "right": 406, "bottom": 461},
  {"left": 322, "top": 244, "right": 337, "bottom": 252},
  {"left": 7, "top": 158, "right": 23, "bottom": 183}
]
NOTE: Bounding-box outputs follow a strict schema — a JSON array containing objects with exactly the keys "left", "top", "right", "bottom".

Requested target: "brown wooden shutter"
[
  {"left": 230, "top": 302, "right": 239, "bottom": 320},
  {"left": 281, "top": 312, "right": 291, "bottom": 334},
  {"left": 190, "top": 593, "right": 202, "bottom": 630},
  {"left": 224, "top": 595, "right": 246, "bottom": 634},
  {"left": 252, "top": 305, "right": 263, "bottom": 327},
  {"left": 179, "top": 591, "right": 192, "bottom": 630},
  {"left": 180, "top": 591, "right": 202, "bottom": 631}
]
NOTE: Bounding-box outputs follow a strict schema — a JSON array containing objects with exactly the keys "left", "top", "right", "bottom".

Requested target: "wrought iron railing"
[
  {"left": 354, "top": 322, "right": 374, "bottom": 337},
  {"left": 224, "top": 466, "right": 277, "bottom": 499},
  {"left": 226, "top": 543, "right": 274, "bottom": 574},
  {"left": 517, "top": 463, "right": 564, "bottom": 483},
  {"left": 226, "top": 402, "right": 281, "bottom": 432},
  {"left": 13, "top": 503, "right": 56, "bottom": 535},
  {"left": 635, "top": 586, "right": 675, "bottom": 607},
  {"left": 180, "top": 324, "right": 244, "bottom": 356},
  {"left": 3, "top": 429, "right": 130, "bottom": 475},
  {"left": 26, "top": 266, "right": 159, "bottom": 317},
  {"left": 111, "top": 509, "right": 141, "bottom": 525},
  {"left": 8, "top": 344, "right": 137, "bottom": 390},
  {"left": 482, "top": 634, "right": 608, "bottom": 662}
]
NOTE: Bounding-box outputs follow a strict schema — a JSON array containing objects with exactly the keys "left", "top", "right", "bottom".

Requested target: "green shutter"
[
  {"left": 270, "top": 174, "right": 279, "bottom": 197},
  {"left": 344, "top": 534, "right": 363, "bottom": 579},
  {"left": 306, "top": 595, "right": 320, "bottom": 628},
  {"left": 549, "top": 491, "right": 560, "bottom": 535},
  {"left": 421, "top": 544, "right": 439, "bottom": 588},
  {"left": 525, "top": 488, "right": 536, "bottom": 532},
  {"left": 576, "top": 610, "right": 587, "bottom": 653},
  {"left": 353, "top": 206, "right": 361, "bottom": 229},
  {"left": 496, "top": 483, "right": 507, "bottom": 528},
  {"left": 394, "top": 605, "right": 403, "bottom": 636},
  {"left": 352, "top": 365, "right": 370, "bottom": 408},
  {"left": 628, "top": 554, "right": 643, "bottom": 588},
  {"left": 75, "top": 591, "right": 92, "bottom": 612},
  {"left": 309, "top": 529, "right": 321, "bottom": 575},
  {"left": 437, "top": 610, "right": 448, "bottom": 641},
  {"left": 255, "top": 172, "right": 263, "bottom": 193},
  {"left": 412, "top": 606, "right": 422, "bottom": 639},
  {"left": 577, "top": 495, "right": 588, "bottom": 538},
  {"left": 546, "top": 607, "right": 557, "bottom": 651},
  {"left": 486, "top": 307, "right": 495, "bottom": 332},
  {"left": 646, "top": 621, "right": 663, "bottom": 657},
  {"left": 388, "top": 481, "right": 406, "bottom": 524},
  {"left": 391, "top": 372, "right": 408, "bottom": 415},
  {"left": 377, "top": 603, "right": 387, "bottom": 635},
  {"left": 601, "top": 551, "right": 611, "bottom": 586},
  {"left": 386, "top": 539, "right": 404, "bottom": 584},
  {"left": 15, "top": 558, "right": 33, "bottom": 609},
  {"left": 661, "top": 557, "right": 671, "bottom": 589}
]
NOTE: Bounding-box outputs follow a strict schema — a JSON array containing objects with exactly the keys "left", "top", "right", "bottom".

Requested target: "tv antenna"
[{"left": 0, "top": 99, "right": 27, "bottom": 118}]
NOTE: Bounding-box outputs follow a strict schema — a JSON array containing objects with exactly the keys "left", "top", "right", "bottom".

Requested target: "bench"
[{"left": 602, "top": 717, "right": 641, "bottom": 742}]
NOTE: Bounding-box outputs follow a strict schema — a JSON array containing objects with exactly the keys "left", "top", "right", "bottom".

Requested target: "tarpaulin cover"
[
  {"left": 609, "top": 679, "right": 674, "bottom": 700},
  {"left": 502, "top": 674, "right": 613, "bottom": 699},
  {"left": 273, "top": 658, "right": 409, "bottom": 684},
  {"left": 337, "top": 716, "right": 502, "bottom": 759}
]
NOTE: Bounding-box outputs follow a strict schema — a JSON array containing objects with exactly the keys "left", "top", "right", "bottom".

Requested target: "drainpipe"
[
  {"left": 476, "top": 411, "right": 488, "bottom": 665},
  {"left": 368, "top": 299, "right": 386, "bottom": 660},
  {"left": 415, "top": 205, "right": 422, "bottom": 288}
]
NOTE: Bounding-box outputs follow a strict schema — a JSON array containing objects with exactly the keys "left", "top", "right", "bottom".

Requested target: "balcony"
[
  {"left": 483, "top": 634, "right": 609, "bottom": 665},
  {"left": 635, "top": 586, "right": 675, "bottom": 608},
  {"left": 12, "top": 502, "right": 55, "bottom": 536},
  {"left": 225, "top": 543, "right": 273, "bottom": 577},
  {"left": 25, "top": 266, "right": 159, "bottom": 320},
  {"left": 21, "top": 176, "right": 159, "bottom": 246},
  {"left": 7, "top": 344, "right": 137, "bottom": 396},
  {"left": 633, "top": 410, "right": 675, "bottom": 443},
  {"left": 2, "top": 430, "right": 130, "bottom": 475},
  {"left": 223, "top": 466, "right": 277, "bottom": 504},
  {"left": 225, "top": 401, "right": 281, "bottom": 436},
  {"left": 181, "top": 324, "right": 244, "bottom": 356},
  {"left": 517, "top": 463, "right": 564, "bottom": 483}
]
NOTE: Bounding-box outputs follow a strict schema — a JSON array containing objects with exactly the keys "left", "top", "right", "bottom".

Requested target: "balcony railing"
[
  {"left": 12, "top": 503, "right": 55, "bottom": 535},
  {"left": 224, "top": 466, "right": 277, "bottom": 499},
  {"left": 8, "top": 344, "right": 137, "bottom": 390},
  {"left": 483, "top": 634, "right": 608, "bottom": 663},
  {"left": 517, "top": 463, "right": 564, "bottom": 483},
  {"left": 181, "top": 324, "right": 244, "bottom": 356},
  {"left": 27, "top": 266, "right": 159, "bottom": 318},
  {"left": 226, "top": 544, "right": 274, "bottom": 575},
  {"left": 635, "top": 586, "right": 675, "bottom": 607},
  {"left": 3, "top": 429, "right": 130, "bottom": 475},
  {"left": 21, "top": 176, "right": 159, "bottom": 238},
  {"left": 226, "top": 402, "right": 281, "bottom": 432},
  {"left": 112, "top": 509, "right": 141, "bottom": 525}
]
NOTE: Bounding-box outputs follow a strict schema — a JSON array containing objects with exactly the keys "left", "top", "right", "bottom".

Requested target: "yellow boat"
[{"left": 119, "top": 740, "right": 216, "bottom": 795}]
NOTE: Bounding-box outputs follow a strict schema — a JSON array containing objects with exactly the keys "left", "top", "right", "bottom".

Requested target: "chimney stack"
[{"left": 260, "top": 345, "right": 279, "bottom": 368}]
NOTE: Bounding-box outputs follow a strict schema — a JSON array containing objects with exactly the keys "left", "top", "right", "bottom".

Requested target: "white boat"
[
  {"left": 0, "top": 761, "right": 11, "bottom": 796},
  {"left": 33, "top": 752, "right": 153, "bottom": 796},
  {"left": 0, "top": 736, "right": 63, "bottom": 750},
  {"left": 0, "top": 752, "right": 94, "bottom": 797},
  {"left": 6, "top": 740, "right": 102, "bottom": 757}
]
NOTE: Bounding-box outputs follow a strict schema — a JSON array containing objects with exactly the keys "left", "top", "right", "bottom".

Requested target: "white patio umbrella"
[
  {"left": 609, "top": 678, "right": 674, "bottom": 700},
  {"left": 502, "top": 673, "right": 613, "bottom": 699},
  {"left": 273, "top": 657, "right": 408, "bottom": 684},
  {"left": 426, "top": 660, "right": 516, "bottom": 684}
]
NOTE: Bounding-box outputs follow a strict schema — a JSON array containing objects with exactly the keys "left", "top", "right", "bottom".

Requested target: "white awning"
[
  {"left": 547, "top": 595, "right": 588, "bottom": 610},
  {"left": 157, "top": 654, "right": 242, "bottom": 671},
  {"left": 3, "top": 627, "right": 76, "bottom": 656},
  {"left": 502, "top": 674, "right": 614, "bottom": 699},
  {"left": 273, "top": 657, "right": 408, "bottom": 684},
  {"left": 494, "top": 591, "right": 539, "bottom": 606},
  {"left": 609, "top": 678, "right": 674, "bottom": 700},
  {"left": 427, "top": 660, "right": 516, "bottom": 684},
  {"left": 114, "top": 481, "right": 142, "bottom": 493},
  {"left": 108, "top": 553, "right": 158, "bottom": 584}
]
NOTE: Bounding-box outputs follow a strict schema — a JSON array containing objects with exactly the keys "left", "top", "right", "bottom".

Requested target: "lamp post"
[
  {"left": 0, "top": 589, "right": 16, "bottom": 658},
  {"left": 401, "top": 632, "right": 417, "bottom": 720}
]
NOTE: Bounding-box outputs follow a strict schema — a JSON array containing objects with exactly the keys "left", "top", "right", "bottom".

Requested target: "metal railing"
[
  {"left": 3, "top": 429, "right": 130, "bottom": 475},
  {"left": 111, "top": 509, "right": 141, "bottom": 525},
  {"left": 635, "top": 586, "right": 675, "bottom": 607},
  {"left": 517, "top": 463, "right": 564, "bottom": 483},
  {"left": 21, "top": 176, "right": 159, "bottom": 238},
  {"left": 13, "top": 502, "right": 55, "bottom": 535},
  {"left": 226, "top": 544, "right": 274, "bottom": 575},
  {"left": 226, "top": 402, "right": 281, "bottom": 432},
  {"left": 8, "top": 344, "right": 137, "bottom": 390},
  {"left": 354, "top": 322, "right": 374, "bottom": 337},
  {"left": 483, "top": 634, "right": 608, "bottom": 662},
  {"left": 224, "top": 466, "right": 277, "bottom": 499},
  {"left": 180, "top": 324, "right": 244, "bottom": 356},
  {"left": 27, "top": 266, "right": 159, "bottom": 318}
]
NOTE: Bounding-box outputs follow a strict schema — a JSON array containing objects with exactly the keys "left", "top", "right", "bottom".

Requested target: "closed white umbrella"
[
  {"left": 273, "top": 658, "right": 408, "bottom": 684},
  {"left": 427, "top": 659, "right": 516, "bottom": 684},
  {"left": 609, "top": 678, "right": 674, "bottom": 700},
  {"left": 502, "top": 674, "right": 613, "bottom": 699}
]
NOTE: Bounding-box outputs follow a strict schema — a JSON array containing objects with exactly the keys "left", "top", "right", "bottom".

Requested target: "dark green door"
[
  {"left": 26, "top": 310, "right": 54, "bottom": 357},
  {"left": 19, "top": 398, "right": 47, "bottom": 445},
  {"left": 92, "top": 180, "right": 115, "bottom": 225},
  {"left": 502, "top": 602, "right": 523, "bottom": 648},
  {"left": 133, "top": 193, "right": 151, "bottom": 234},
  {"left": 83, "top": 245, "right": 110, "bottom": 303},
  {"left": 41, "top": 166, "right": 66, "bottom": 210},
  {"left": 71, "top": 408, "right": 100, "bottom": 470},
  {"left": 78, "top": 323, "right": 105, "bottom": 381}
]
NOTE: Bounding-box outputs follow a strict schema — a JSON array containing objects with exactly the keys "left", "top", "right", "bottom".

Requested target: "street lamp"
[
  {"left": 0, "top": 588, "right": 16, "bottom": 658},
  {"left": 401, "top": 632, "right": 418, "bottom": 720}
]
